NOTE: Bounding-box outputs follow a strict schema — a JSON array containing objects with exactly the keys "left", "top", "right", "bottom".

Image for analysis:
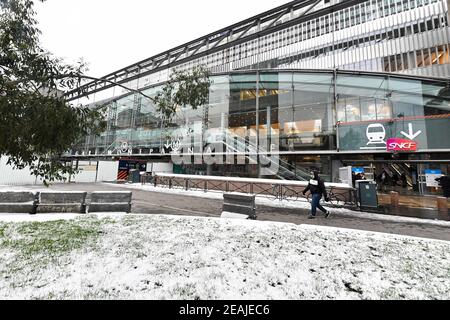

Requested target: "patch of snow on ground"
[
  {"left": 0, "top": 214, "right": 449, "bottom": 299},
  {"left": 0, "top": 212, "right": 126, "bottom": 223}
]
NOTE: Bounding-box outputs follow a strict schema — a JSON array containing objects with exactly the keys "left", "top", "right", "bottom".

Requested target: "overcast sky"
[{"left": 35, "top": 0, "right": 289, "bottom": 78}]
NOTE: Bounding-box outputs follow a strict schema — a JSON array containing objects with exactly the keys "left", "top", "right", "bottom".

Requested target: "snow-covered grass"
[{"left": 0, "top": 214, "right": 449, "bottom": 299}]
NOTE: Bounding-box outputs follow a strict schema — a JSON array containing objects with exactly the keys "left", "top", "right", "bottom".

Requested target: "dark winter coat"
[
  {"left": 436, "top": 175, "right": 450, "bottom": 188},
  {"left": 436, "top": 175, "right": 450, "bottom": 197},
  {"left": 303, "top": 177, "right": 328, "bottom": 199},
  {"left": 379, "top": 172, "right": 391, "bottom": 185}
]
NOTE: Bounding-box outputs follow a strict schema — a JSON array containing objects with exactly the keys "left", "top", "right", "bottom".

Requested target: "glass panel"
[
  {"left": 204, "top": 73, "right": 259, "bottom": 177},
  {"left": 337, "top": 74, "right": 388, "bottom": 100},
  {"left": 390, "top": 55, "right": 397, "bottom": 72},
  {"left": 430, "top": 47, "right": 438, "bottom": 65},
  {"left": 384, "top": 57, "right": 390, "bottom": 71},
  {"left": 337, "top": 102, "right": 346, "bottom": 122},
  {"left": 337, "top": 74, "right": 392, "bottom": 124},
  {"left": 286, "top": 73, "right": 334, "bottom": 151},
  {"left": 396, "top": 54, "right": 403, "bottom": 70},
  {"left": 361, "top": 98, "right": 378, "bottom": 121},
  {"left": 343, "top": 98, "right": 361, "bottom": 122},
  {"left": 416, "top": 50, "right": 424, "bottom": 67},
  {"left": 403, "top": 52, "right": 409, "bottom": 69},
  {"left": 132, "top": 86, "right": 164, "bottom": 153},
  {"left": 337, "top": 75, "right": 450, "bottom": 152},
  {"left": 376, "top": 99, "right": 392, "bottom": 119},
  {"left": 409, "top": 51, "right": 416, "bottom": 68},
  {"left": 438, "top": 46, "right": 445, "bottom": 64},
  {"left": 213, "top": 73, "right": 258, "bottom": 141},
  {"left": 423, "top": 48, "right": 431, "bottom": 66}
]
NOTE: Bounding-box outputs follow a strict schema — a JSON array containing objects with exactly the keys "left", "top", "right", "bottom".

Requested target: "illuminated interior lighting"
[{"left": 432, "top": 52, "right": 443, "bottom": 64}]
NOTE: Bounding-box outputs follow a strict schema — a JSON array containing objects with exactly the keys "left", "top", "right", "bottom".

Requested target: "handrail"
[
  {"left": 154, "top": 173, "right": 354, "bottom": 189},
  {"left": 217, "top": 130, "right": 310, "bottom": 180}
]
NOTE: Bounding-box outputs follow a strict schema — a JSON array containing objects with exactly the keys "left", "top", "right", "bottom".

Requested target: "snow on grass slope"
[{"left": 0, "top": 214, "right": 449, "bottom": 300}]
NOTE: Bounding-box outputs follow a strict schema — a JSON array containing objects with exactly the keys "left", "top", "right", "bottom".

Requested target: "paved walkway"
[{"left": 19, "top": 182, "right": 450, "bottom": 241}]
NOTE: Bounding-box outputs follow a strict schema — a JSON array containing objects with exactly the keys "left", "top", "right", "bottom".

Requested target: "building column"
[
  {"left": 447, "top": 0, "right": 450, "bottom": 24},
  {"left": 256, "top": 71, "right": 261, "bottom": 178}
]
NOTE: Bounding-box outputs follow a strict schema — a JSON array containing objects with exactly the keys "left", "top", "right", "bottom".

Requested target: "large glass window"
[
  {"left": 256, "top": 72, "right": 334, "bottom": 152},
  {"left": 290, "top": 73, "right": 334, "bottom": 151},
  {"left": 337, "top": 74, "right": 392, "bottom": 123},
  {"left": 423, "top": 48, "right": 431, "bottom": 66},
  {"left": 430, "top": 47, "right": 438, "bottom": 65},
  {"left": 416, "top": 50, "right": 424, "bottom": 67},
  {"left": 75, "top": 71, "right": 450, "bottom": 160}
]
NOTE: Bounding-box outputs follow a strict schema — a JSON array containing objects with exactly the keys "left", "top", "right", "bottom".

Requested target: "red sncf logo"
[{"left": 387, "top": 138, "right": 417, "bottom": 152}]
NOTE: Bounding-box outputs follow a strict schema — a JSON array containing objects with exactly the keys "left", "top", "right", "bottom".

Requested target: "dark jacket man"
[
  {"left": 303, "top": 171, "right": 329, "bottom": 219},
  {"left": 303, "top": 173, "right": 328, "bottom": 199},
  {"left": 435, "top": 175, "right": 450, "bottom": 198}
]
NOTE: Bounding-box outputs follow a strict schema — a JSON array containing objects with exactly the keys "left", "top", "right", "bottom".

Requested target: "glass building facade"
[
  {"left": 67, "top": 0, "right": 450, "bottom": 104},
  {"left": 71, "top": 70, "right": 450, "bottom": 192},
  {"left": 67, "top": 0, "right": 450, "bottom": 195}
]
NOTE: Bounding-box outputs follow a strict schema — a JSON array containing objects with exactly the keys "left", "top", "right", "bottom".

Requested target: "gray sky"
[{"left": 35, "top": 0, "right": 289, "bottom": 78}]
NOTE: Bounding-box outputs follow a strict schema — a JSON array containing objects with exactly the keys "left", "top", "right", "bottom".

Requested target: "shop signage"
[
  {"left": 400, "top": 123, "right": 422, "bottom": 140},
  {"left": 386, "top": 138, "right": 417, "bottom": 152},
  {"left": 338, "top": 119, "right": 430, "bottom": 152},
  {"left": 358, "top": 122, "right": 421, "bottom": 151},
  {"left": 360, "top": 123, "right": 387, "bottom": 150},
  {"left": 424, "top": 169, "right": 443, "bottom": 188}
]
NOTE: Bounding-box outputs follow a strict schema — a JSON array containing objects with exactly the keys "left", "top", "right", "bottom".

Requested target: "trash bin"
[
  {"left": 356, "top": 180, "right": 378, "bottom": 210},
  {"left": 128, "top": 169, "right": 141, "bottom": 184}
]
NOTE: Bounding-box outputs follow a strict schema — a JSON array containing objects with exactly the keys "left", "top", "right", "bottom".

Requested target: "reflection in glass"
[{"left": 72, "top": 70, "right": 450, "bottom": 164}]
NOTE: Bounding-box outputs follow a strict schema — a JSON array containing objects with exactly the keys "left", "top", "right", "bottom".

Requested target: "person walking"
[
  {"left": 302, "top": 170, "right": 330, "bottom": 219},
  {"left": 379, "top": 170, "right": 391, "bottom": 192},
  {"left": 392, "top": 173, "right": 399, "bottom": 187},
  {"left": 435, "top": 174, "right": 450, "bottom": 198},
  {"left": 401, "top": 173, "right": 408, "bottom": 189},
  {"left": 352, "top": 171, "right": 357, "bottom": 188}
]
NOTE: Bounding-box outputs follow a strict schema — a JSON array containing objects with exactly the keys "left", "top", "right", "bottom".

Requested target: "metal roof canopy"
[{"left": 66, "top": 0, "right": 370, "bottom": 101}]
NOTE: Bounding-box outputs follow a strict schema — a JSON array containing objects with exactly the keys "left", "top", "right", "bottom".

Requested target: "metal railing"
[{"left": 144, "top": 173, "right": 358, "bottom": 209}]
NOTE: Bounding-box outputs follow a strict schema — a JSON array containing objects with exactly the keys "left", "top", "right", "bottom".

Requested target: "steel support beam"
[{"left": 65, "top": 1, "right": 376, "bottom": 101}]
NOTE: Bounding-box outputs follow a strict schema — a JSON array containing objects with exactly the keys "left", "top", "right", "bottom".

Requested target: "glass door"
[{"left": 418, "top": 163, "right": 450, "bottom": 196}]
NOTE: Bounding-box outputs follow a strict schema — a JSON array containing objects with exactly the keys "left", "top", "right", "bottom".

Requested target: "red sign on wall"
[{"left": 387, "top": 138, "right": 417, "bottom": 152}]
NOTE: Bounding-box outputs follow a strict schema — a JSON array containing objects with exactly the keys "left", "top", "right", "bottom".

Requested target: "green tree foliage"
[
  {"left": 153, "top": 66, "right": 212, "bottom": 121},
  {"left": 0, "top": 0, "right": 106, "bottom": 184}
]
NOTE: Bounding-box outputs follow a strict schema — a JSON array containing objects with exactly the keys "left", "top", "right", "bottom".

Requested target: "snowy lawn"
[{"left": 0, "top": 214, "right": 449, "bottom": 300}]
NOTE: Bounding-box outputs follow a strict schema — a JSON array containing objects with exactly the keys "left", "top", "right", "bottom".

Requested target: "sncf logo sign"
[{"left": 387, "top": 138, "right": 417, "bottom": 152}]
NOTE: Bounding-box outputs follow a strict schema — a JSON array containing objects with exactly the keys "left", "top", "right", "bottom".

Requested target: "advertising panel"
[
  {"left": 424, "top": 170, "right": 443, "bottom": 188},
  {"left": 386, "top": 138, "right": 417, "bottom": 152},
  {"left": 337, "top": 117, "right": 450, "bottom": 152}
]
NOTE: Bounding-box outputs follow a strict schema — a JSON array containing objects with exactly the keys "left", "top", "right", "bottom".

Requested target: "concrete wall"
[
  {"left": 0, "top": 157, "right": 119, "bottom": 186},
  {"left": 0, "top": 157, "right": 44, "bottom": 185},
  {"left": 70, "top": 161, "right": 97, "bottom": 183},
  {"left": 97, "top": 161, "right": 119, "bottom": 182},
  {"left": 70, "top": 160, "right": 119, "bottom": 183},
  {"left": 147, "top": 162, "right": 173, "bottom": 174}
]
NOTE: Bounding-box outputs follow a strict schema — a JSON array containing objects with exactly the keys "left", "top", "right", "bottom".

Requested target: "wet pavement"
[{"left": 19, "top": 182, "right": 450, "bottom": 241}]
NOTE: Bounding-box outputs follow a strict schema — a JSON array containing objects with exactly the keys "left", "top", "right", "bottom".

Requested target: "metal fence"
[{"left": 143, "top": 173, "right": 358, "bottom": 208}]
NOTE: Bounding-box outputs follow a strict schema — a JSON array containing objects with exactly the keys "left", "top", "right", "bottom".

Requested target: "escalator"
[
  {"left": 381, "top": 163, "right": 414, "bottom": 188},
  {"left": 217, "top": 131, "right": 310, "bottom": 181},
  {"left": 172, "top": 128, "right": 311, "bottom": 181}
]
